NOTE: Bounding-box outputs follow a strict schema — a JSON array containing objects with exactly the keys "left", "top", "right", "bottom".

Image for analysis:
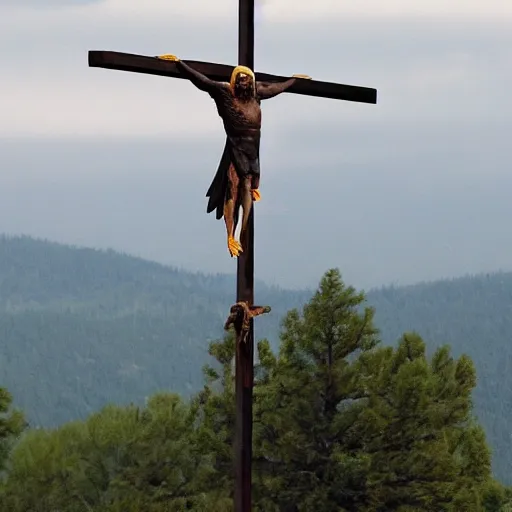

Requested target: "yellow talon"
[
  {"left": 251, "top": 189, "right": 261, "bottom": 202},
  {"left": 228, "top": 236, "right": 243, "bottom": 258},
  {"left": 292, "top": 74, "right": 312, "bottom": 79},
  {"left": 157, "top": 54, "right": 180, "bottom": 62}
]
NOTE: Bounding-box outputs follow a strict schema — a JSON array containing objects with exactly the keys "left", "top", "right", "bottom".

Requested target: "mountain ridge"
[{"left": 0, "top": 234, "right": 511, "bottom": 482}]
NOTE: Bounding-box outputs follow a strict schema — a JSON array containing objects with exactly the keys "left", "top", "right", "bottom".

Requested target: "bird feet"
[
  {"left": 227, "top": 236, "right": 243, "bottom": 258},
  {"left": 251, "top": 189, "right": 261, "bottom": 202},
  {"left": 157, "top": 54, "right": 180, "bottom": 62},
  {"left": 224, "top": 302, "right": 272, "bottom": 345}
]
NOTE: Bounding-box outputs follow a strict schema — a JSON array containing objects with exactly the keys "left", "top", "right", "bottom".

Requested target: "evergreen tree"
[
  {"left": 251, "top": 269, "right": 500, "bottom": 511},
  {"left": 251, "top": 269, "right": 378, "bottom": 511},
  {"left": 354, "top": 335, "right": 491, "bottom": 510},
  {"left": 192, "top": 332, "right": 238, "bottom": 509},
  {"left": 0, "top": 387, "right": 24, "bottom": 475},
  {"left": 0, "top": 395, "right": 217, "bottom": 511},
  {"left": 1, "top": 269, "right": 508, "bottom": 511}
]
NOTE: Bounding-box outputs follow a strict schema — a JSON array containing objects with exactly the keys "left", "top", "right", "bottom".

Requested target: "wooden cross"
[{"left": 88, "top": 1, "right": 376, "bottom": 510}]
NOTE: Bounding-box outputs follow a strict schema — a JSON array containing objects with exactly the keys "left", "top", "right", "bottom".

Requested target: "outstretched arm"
[
  {"left": 176, "top": 60, "right": 225, "bottom": 93},
  {"left": 157, "top": 55, "right": 227, "bottom": 95},
  {"left": 257, "top": 73, "right": 312, "bottom": 100},
  {"left": 257, "top": 78, "right": 296, "bottom": 100}
]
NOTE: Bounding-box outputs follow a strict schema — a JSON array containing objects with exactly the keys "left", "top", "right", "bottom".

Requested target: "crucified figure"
[
  {"left": 158, "top": 54, "right": 311, "bottom": 257},
  {"left": 224, "top": 301, "right": 271, "bottom": 344}
]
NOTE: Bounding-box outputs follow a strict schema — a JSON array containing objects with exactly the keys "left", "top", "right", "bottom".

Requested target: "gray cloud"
[
  {"left": 0, "top": 6, "right": 511, "bottom": 288},
  {"left": 0, "top": 14, "right": 509, "bottom": 137},
  {"left": 0, "top": 0, "right": 101, "bottom": 6}
]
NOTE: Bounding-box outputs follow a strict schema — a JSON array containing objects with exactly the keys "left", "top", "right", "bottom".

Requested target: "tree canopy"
[
  {"left": 2, "top": 269, "right": 509, "bottom": 511},
  {"left": 1, "top": 236, "right": 512, "bottom": 483}
]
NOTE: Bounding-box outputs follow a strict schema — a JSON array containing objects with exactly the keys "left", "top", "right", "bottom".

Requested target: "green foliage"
[
  {"left": 252, "top": 269, "right": 379, "bottom": 511},
  {"left": 248, "top": 270, "right": 500, "bottom": 511},
  {"left": 369, "top": 277, "right": 512, "bottom": 483},
  {"left": 1, "top": 235, "right": 512, "bottom": 486},
  {"left": 0, "top": 387, "right": 24, "bottom": 476},
  {"left": 0, "top": 235, "right": 309, "bottom": 428},
  {"left": 0, "top": 394, "right": 224, "bottom": 511},
  {"left": 355, "top": 334, "right": 491, "bottom": 510},
  {"left": 0, "top": 269, "right": 510, "bottom": 510}
]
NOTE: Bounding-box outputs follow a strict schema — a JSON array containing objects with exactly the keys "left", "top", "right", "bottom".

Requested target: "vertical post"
[{"left": 235, "top": 1, "right": 255, "bottom": 511}]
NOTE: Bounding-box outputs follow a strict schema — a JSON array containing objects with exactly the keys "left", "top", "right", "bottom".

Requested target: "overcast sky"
[{"left": 0, "top": 0, "right": 511, "bottom": 290}]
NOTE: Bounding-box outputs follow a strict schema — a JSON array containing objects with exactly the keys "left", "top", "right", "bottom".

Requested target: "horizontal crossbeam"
[{"left": 88, "top": 50, "right": 377, "bottom": 104}]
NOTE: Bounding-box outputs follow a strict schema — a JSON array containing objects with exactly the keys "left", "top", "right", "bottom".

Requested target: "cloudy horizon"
[{"left": 0, "top": 0, "right": 511, "bottom": 290}]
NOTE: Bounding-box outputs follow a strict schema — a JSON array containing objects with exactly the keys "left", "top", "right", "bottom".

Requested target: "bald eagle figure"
[{"left": 158, "top": 55, "right": 310, "bottom": 257}]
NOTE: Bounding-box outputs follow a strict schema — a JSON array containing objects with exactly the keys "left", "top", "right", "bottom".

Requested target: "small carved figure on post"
[
  {"left": 157, "top": 54, "right": 311, "bottom": 258},
  {"left": 224, "top": 301, "right": 271, "bottom": 344}
]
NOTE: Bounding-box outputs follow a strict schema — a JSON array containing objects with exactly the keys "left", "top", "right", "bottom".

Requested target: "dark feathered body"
[
  {"left": 174, "top": 59, "right": 296, "bottom": 255},
  {"left": 206, "top": 143, "right": 241, "bottom": 229}
]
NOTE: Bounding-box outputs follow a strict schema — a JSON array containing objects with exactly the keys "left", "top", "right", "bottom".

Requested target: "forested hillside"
[
  {"left": 2, "top": 271, "right": 509, "bottom": 510},
  {"left": 368, "top": 277, "right": 512, "bottom": 482},
  {"left": 0, "top": 235, "right": 511, "bottom": 483},
  {"left": 0, "top": 235, "right": 310, "bottom": 426}
]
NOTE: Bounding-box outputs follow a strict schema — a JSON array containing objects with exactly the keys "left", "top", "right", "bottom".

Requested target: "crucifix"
[{"left": 88, "top": 1, "right": 376, "bottom": 510}]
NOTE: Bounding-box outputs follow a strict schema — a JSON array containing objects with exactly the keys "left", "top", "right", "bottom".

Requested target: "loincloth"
[{"left": 227, "top": 133, "right": 261, "bottom": 179}]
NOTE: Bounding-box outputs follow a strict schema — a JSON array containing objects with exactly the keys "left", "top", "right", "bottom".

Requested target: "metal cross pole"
[{"left": 88, "top": 2, "right": 376, "bottom": 510}]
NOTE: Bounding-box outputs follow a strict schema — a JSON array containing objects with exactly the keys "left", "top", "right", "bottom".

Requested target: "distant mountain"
[
  {"left": 0, "top": 235, "right": 511, "bottom": 483},
  {"left": 0, "top": 235, "right": 311, "bottom": 424}
]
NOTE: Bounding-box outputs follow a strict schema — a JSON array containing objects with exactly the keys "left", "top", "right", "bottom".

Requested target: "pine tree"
[
  {"left": 253, "top": 268, "right": 379, "bottom": 511},
  {"left": 1, "top": 269, "right": 507, "bottom": 511},
  {"left": 0, "top": 387, "right": 24, "bottom": 475},
  {"left": 354, "top": 334, "right": 492, "bottom": 510},
  {"left": 0, "top": 395, "right": 217, "bottom": 511},
  {"left": 192, "top": 332, "right": 237, "bottom": 509},
  {"left": 251, "top": 269, "right": 498, "bottom": 511}
]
